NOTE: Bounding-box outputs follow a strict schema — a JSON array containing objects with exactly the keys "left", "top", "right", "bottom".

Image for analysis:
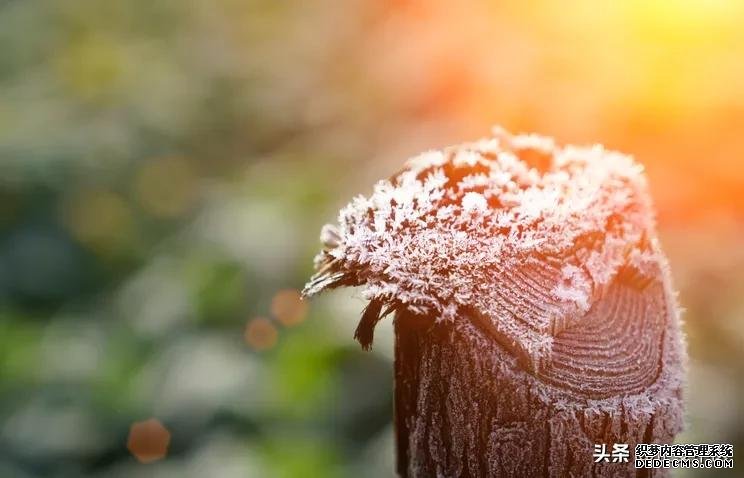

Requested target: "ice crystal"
[{"left": 304, "top": 126, "right": 657, "bottom": 363}]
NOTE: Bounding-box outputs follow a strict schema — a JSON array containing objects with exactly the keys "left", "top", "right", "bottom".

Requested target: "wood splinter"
[{"left": 304, "top": 127, "right": 685, "bottom": 478}]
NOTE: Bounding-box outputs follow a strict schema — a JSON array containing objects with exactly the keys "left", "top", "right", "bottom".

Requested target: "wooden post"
[{"left": 305, "top": 128, "right": 685, "bottom": 477}]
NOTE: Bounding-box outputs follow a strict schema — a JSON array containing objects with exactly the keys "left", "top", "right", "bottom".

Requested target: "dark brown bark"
[{"left": 393, "top": 267, "right": 684, "bottom": 478}]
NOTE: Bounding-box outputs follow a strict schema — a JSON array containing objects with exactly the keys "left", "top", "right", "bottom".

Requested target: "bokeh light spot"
[
  {"left": 62, "top": 189, "right": 134, "bottom": 255},
  {"left": 135, "top": 156, "right": 198, "bottom": 218},
  {"left": 55, "top": 35, "right": 127, "bottom": 101},
  {"left": 127, "top": 418, "right": 171, "bottom": 464},
  {"left": 244, "top": 317, "right": 279, "bottom": 351},
  {"left": 270, "top": 289, "right": 308, "bottom": 327}
]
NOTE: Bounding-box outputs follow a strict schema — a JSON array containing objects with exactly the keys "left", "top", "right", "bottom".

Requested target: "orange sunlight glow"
[{"left": 366, "top": 0, "right": 744, "bottom": 222}]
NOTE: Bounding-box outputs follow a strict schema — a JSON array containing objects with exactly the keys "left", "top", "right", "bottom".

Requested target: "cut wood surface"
[{"left": 304, "top": 127, "right": 685, "bottom": 477}]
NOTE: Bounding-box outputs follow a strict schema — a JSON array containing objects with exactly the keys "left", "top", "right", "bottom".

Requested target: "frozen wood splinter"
[{"left": 304, "top": 127, "right": 685, "bottom": 477}]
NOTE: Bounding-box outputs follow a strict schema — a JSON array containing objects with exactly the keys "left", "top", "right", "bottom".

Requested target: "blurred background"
[{"left": 0, "top": 0, "right": 742, "bottom": 476}]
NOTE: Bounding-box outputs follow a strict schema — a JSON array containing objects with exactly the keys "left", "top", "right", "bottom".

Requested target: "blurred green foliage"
[{"left": 0, "top": 0, "right": 395, "bottom": 476}]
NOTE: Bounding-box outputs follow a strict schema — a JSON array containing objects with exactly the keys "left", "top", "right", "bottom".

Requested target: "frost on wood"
[{"left": 304, "top": 127, "right": 685, "bottom": 477}]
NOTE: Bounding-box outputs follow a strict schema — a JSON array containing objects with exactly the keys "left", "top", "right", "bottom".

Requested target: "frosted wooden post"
[{"left": 304, "top": 128, "right": 685, "bottom": 477}]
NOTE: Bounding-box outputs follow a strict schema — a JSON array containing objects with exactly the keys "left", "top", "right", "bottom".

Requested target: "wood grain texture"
[{"left": 393, "top": 257, "right": 684, "bottom": 478}]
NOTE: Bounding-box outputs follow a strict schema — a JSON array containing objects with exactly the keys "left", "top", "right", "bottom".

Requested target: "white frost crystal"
[
  {"left": 461, "top": 192, "right": 488, "bottom": 213},
  {"left": 304, "top": 127, "right": 657, "bottom": 368}
]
